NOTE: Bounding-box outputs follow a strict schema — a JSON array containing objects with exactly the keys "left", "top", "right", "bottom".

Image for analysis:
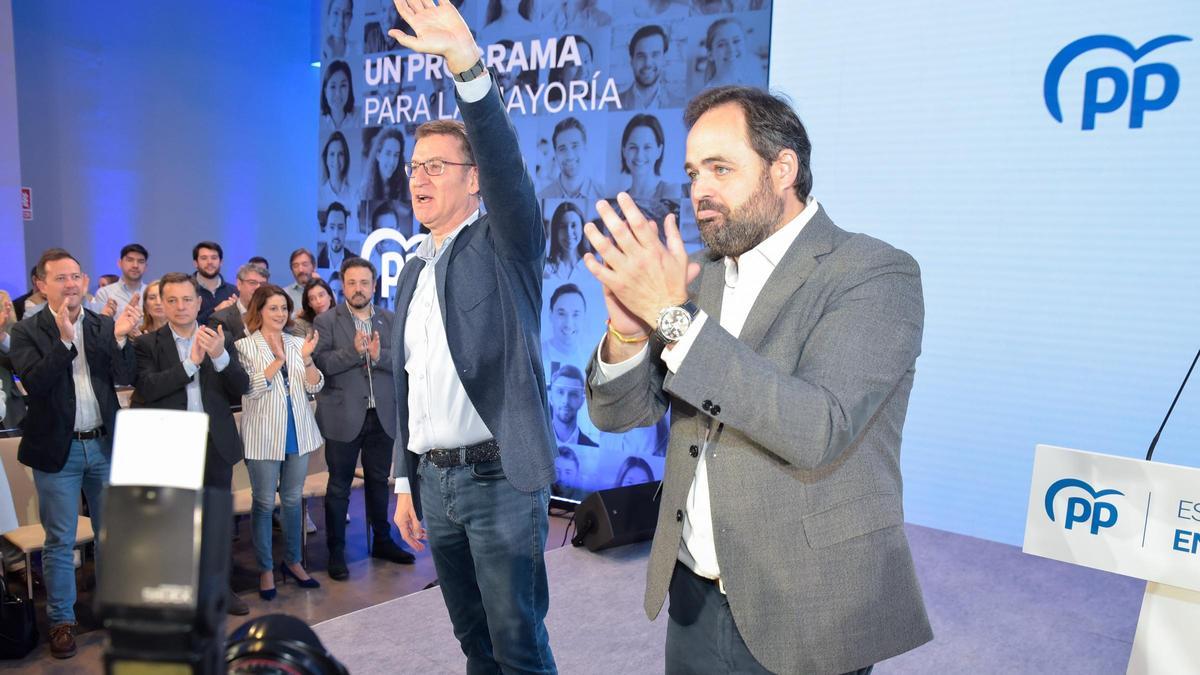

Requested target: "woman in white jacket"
[{"left": 235, "top": 285, "right": 324, "bottom": 600}]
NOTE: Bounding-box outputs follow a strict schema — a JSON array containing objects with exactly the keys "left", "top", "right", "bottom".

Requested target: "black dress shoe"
[
  {"left": 328, "top": 551, "right": 349, "bottom": 581},
  {"left": 282, "top": 563, "right": 321, "bottom": 589},
  {"left": 371, "top": 539, "right": 416, "bottom": 565},
  {"left": 227, "top": 588, "right": 250, "bottom": 615}
]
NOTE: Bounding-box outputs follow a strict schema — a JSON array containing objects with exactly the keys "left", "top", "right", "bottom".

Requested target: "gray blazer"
[
  {"left": 312, "top": 303, "right": 396, "bottom": 443},
  {"left": 208, "top": 303, "right": 246, "bottom": 342},
  {"left": 587, "top": 206, "right": 932, "bottom": 674}
]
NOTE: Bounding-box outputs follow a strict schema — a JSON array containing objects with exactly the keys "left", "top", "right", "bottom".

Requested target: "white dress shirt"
[
  {"left": 91, "top": 279, "right": 146, "bottom": 317},
  {"left": 348, "top": 302, "right": 378, "bottom": 409},
  {"left": 396, "top": 211, "right": 493, "bottom": 494},
  {"left": 393, "top": 71, "right": 496, "bottom": 494},
  {"left": 595, "top": 197, "right": 819, "bottom": 582},
  {"left": 285, "top": 282, "right": 305, "bottom": 316},
  {"left": 46, "top": 304, "right": 103, "bottom": 432}
]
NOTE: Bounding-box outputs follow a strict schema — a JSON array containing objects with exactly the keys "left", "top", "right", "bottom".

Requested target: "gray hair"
[{"left": 236, "top": 263, "right": 270, "bottom": 282}]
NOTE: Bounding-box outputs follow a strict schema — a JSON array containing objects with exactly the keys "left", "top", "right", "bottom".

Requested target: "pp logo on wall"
[
  {"left": 1044, "top": 34, "right": 1191, "bottom": 129},
  {"left": 1043, "top": 477, "right": 1123, "bottom": 535}
]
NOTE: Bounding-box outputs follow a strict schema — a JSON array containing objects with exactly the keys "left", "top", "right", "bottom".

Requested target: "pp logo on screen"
[
  {"left": 1044, "top": 478, "right": 1123, "bottom": 535},
  {"left": 1044, "top": 34, "right": 1191, "bottom": 129},
  {"left": 359, "top": 229, "right": 427, "bottom": 300}
]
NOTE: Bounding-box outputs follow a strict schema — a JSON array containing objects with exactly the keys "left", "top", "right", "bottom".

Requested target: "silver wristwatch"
[{"left": 654, "top": 301, "right": 700, "bottom": 344}]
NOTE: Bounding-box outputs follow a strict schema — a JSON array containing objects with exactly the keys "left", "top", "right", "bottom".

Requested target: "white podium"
[{"left": 1023, "top": 444, "right": 1200, "bottom": 674}]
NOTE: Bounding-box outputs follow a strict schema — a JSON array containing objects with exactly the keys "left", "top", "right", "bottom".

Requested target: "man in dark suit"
[
  {"left": 312, "top": 256, "right": 413, "bottom": 581},
  {"left": 386, "top": 4, "right": 558, "bottom": 672},
  {"left": 208, "top": 262, "right": 269, "bottom": 342},
  {"left": 584, "top": 87, "right": 931, "bottom": 674},
  {"left": 7, "top": 248, "right": 140, "bottom": 658},
  {"left": 132, "top": 272, "right": 251, "bottom": 615}
]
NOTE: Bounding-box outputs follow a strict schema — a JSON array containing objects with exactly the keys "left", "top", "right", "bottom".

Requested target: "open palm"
[{"left": 388, "top": 0, "right": 474, "bottom": 65}]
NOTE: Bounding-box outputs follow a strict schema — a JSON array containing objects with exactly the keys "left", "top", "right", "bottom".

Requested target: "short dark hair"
[
  {"left": 628, "top": 24, "right": 668, "bottom": 58},
  {"left": 684, "top": 86, "right": 813, "bottom": 201},
  {"left": 158, "top": 271, "right": 201, "bottom": 297},
  {"left": 549, "top": 283, "right": 586, "bottom": 311},
  {"left": 193, "top": 241, "right": 224, "bottom": 261},
  {"left": 35, "top": 248, "right": 80, "bottom": 279},
  {"left": 551, "top": 363, "right": 585, "bottom": 387},
  {"left": 290, "top": 248, "right": 316, "bottom": 267},
  {"left": 248, "top": 256, "right": 269, "bottom": 269},
  {"left": 324, "top": 202, "right": 350, "bottom": 226},
  {"left": 340, "top": 255, "right": 376, "bottom": 280},
  {"left": 243, "top": 284, "right": 294, "bottom": 334},
  {"left": 557, "top": 445, "right": 579, "bottom": 467},
  {"left": 98, "top": 274, "right": 120, "bottom": 286},
  {"left": 552, "top": 117, "right": 587, "bottom": 149},
  {"left": 120, "top": 243, "right": 149, "bottom": 260}
]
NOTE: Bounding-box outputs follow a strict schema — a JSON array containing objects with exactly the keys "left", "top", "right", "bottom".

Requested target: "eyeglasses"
[{"left": 404, "top": 159, "right": 475, "bottom": 177}]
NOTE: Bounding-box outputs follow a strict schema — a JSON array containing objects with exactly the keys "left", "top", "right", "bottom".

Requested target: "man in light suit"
[
  {"left": 386, "top": 2, "right": 558, "bottom": 672},
  {"left": 312, "top": 256, "right": 414, "bottom": 581},
  {"left": 584, "top": 86, "right": 932, "bottom": 674}
]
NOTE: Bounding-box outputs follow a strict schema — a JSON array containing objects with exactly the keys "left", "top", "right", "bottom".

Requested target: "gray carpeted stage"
[{"left": 314, "top": 524, "right": 1145, "bottom": 673}]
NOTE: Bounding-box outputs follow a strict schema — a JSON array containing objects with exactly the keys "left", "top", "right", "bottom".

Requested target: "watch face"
[{"left": 658, "top": 306, "right": 692, "bottom": 342}]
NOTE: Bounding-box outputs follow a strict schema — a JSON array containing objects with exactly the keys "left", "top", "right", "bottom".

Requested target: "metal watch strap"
[{"left": 452, "top": 58, "right": 487, "bottom": 83}]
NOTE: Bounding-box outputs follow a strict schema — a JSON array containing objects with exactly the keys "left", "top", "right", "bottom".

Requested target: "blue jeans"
[
  {"left": 418, "top": 456, "right": 556, "bottom": 675},
  {"left": 31, "top": 439, "right": 110, "bottom": 625},
  {"left": 246, "top": 453, "right": 310, "bottom": 572}
]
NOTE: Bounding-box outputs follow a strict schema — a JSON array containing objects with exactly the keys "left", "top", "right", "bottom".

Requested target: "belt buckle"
[{"left": 717, "top": 577, "right": 726, "bottom": 594}]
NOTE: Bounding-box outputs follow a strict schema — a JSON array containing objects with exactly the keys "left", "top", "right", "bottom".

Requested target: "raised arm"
[{"left": 388, "top": 0, "right": 541, "bottom": 262}]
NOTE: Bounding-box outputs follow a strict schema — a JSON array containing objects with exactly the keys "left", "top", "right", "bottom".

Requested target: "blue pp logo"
[
  {"left": 1044, "top": 34, "right": 1191, "bottom": 129},
  {"left": 1044, "top": 478, "right": 1123, "bottom": 535}
]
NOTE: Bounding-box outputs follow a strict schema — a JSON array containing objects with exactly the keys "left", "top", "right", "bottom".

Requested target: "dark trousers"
[
  {"left": 666, "top": 562, "right": 873, "bottom": 675},
  {"left": 323, "top": 409, "right": 393, "bottom": 553},
  {"left": 202, "top": 445, "right": 233, "bottom": 489}
]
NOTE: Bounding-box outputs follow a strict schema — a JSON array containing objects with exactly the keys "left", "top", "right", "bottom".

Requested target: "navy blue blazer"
[
  {"left": 390, "top": 80, "right": 556, "bottom": 507},
  {"left": 8, "top": 308, "right": 136, "bottom": 472}
]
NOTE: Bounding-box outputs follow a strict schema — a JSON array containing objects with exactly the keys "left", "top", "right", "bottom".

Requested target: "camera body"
[{"left": 96, "top": 485, "right": 232, "bottom": 674}]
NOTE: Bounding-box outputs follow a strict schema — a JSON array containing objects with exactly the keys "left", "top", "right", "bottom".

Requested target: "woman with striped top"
[{"left": 235, "top": 285, "right": 324, "bottom": 600}]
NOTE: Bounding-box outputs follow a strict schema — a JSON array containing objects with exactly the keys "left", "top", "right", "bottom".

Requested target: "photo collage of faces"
[{"left": 319, "top": 0, "right": 773, "bottom": 501}]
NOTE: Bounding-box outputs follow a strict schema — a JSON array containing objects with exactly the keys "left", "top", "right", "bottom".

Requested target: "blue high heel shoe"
[
  {"left": 258, "top": 585, "right": 277, "bottom": 601},
  {"left": 281, "top": 563, "right": 321, "bottom": 589}
]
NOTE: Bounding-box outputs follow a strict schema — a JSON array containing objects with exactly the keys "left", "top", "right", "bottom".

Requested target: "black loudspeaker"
[{"left": 571, "top": 480, "right": 661, "bottom": 552}]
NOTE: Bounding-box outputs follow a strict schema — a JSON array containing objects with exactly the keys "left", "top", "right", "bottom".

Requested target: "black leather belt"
[
  {"left": 73, "top": 426, "right": 106, "bottom": 440},
  {"left": 425, "top": 439, "right": 501, "bottom": 468},
  {"left": 677, "top": 560, "right": 725, "bottom": 594}
]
